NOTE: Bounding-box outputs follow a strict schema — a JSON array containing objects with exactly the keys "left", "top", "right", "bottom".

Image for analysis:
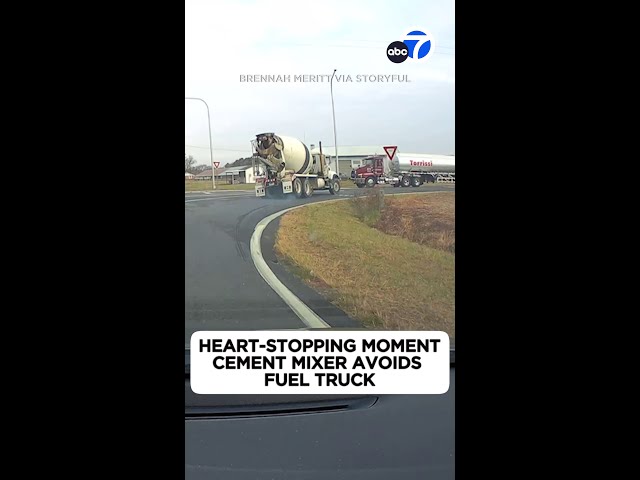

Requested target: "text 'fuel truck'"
[{"left": 251, "top": 133, "right": 340, "bottom": 198}]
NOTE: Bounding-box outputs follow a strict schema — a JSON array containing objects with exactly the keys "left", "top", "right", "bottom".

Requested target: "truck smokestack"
[{"left": 319, "top": 141, "right": 323, "bottom": 154}]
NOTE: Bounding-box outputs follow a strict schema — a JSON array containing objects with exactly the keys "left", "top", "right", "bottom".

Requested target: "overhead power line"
[{"left": 185, "top": 144, "right": 251, "bottom": 152}]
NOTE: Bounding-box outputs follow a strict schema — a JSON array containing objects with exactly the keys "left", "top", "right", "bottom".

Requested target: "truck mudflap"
[
  {"left": 255, "top": 184, "right": 265, "bottom": 197},
  {"left": 282, "top": 180, "right": 293, "bottom": 194}
]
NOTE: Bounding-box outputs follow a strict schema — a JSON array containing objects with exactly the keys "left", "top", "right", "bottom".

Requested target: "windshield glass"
[{"left": 185, "top": 0, "right": 455, "bottom": 345}]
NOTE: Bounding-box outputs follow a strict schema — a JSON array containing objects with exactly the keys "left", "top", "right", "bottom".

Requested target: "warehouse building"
[{"left": 220, "top": 164, "right": 265, "bottom": 184}]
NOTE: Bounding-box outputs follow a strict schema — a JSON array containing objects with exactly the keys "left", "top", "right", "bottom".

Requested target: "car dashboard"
[{"left": 185, "top": 349, "right": 455, "bottom": 479}]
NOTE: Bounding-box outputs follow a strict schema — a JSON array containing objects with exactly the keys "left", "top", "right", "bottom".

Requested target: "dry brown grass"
[
  {"left": 376, "top": 193, "right": 455, "bottom": 252},
  {"left": 274, "top": 194, "right": 455, "bottom": 338},
  {"left": 350, "top": 188, "right": 386, "bottom": 226}
]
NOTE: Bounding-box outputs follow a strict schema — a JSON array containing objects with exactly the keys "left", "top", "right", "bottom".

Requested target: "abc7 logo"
[{"left": 387, "top": 31, "right": 432, "bottom": 63}]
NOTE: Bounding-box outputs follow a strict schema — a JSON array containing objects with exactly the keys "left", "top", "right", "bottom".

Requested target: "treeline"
[
  {"left": 187, "top": 164, "right": 211, "bottom": 174},
  {"left": 224, "top": 157, "right": 254, "bottom": 168},
  {"left": 186, "top": 153, "right": 256, "bottom": 173}
]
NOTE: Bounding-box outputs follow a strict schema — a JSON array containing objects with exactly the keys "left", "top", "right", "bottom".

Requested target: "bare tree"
[{"left": 185, "top": 154, "right": 197, "bottom": 172}]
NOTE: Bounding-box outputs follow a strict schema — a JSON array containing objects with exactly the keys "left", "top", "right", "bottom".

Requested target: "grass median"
[
  {"left": 275, "top": 191, "right": 455, "bottom": 336},
  {"left": 185, "top": 181, "right": 255, "bottom": 191}
]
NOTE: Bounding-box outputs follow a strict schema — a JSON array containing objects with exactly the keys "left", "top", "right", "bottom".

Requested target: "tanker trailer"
[
  {"left": 353, "top": 152, "right": 455, "bottom": 188},
  {"left": 390, "top": 153, "right": 455, "bottom": 187},
  {"left": 251, "top": 133, "right": 341, "bottom": 198}
]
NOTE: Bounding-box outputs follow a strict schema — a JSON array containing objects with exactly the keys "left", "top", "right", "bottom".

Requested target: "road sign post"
[{"left": 213, "top": 162, "right": 220, "bottom": 185}]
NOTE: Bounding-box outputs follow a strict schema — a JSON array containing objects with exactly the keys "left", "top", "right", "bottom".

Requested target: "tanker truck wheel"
[
  {"left": 401, "top": 175, "right": 411, "bottom": 187},
  {"left": 329, "top": 178, "right": 341, "bottom": 195},
  {"left": 411, "top": 176, "right": 421, "bottom": 187},
  {"left": 293, "top": 178, "right": 304, "bottom": 199},
  {"left": 302, "top": 178, "right": 313, "bottom": 198},
  {"left": 365, "top": 177, "right": 376, "bottom": 188}
]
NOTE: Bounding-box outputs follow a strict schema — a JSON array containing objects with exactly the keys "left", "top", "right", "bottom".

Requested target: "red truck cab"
[{"left": 353, "top": 155, "right": 386, "bottom": 188}]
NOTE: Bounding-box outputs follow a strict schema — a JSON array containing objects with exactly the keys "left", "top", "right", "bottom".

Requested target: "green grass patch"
[
  {"left": 275, "top": 194, "right": 455, "bottom": 337},
  {"left": 185, "top": 181, "right": 255, "bottom": 191}
]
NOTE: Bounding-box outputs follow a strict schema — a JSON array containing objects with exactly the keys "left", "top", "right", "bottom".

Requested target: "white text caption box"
[{"left": 190, "top": 331, "right": 450, "bottom": 395}]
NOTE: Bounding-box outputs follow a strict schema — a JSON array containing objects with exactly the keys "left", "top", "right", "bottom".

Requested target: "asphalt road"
[{"left": 185, "top": 184, "right": 455, "bottom": 343}]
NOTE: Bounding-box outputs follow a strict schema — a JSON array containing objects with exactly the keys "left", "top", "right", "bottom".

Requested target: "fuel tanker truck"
[
  {"left": 251, "top": 133, "right": 340, "bottom": 198},
  {"left": 353, "top": 149, "right": 455, "bottom": 188}
]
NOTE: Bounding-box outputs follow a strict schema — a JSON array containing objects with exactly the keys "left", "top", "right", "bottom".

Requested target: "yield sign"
[
  {"left": 383, "top": 146, "right": 397, "bottom": 161},
  {"left": 213, "top": 161, "right": 220, "bottom": 168}
]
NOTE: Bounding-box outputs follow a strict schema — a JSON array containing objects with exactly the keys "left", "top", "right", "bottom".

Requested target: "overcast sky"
[{"left": 185, "top": 0, "right": 454, "bottom": 166}]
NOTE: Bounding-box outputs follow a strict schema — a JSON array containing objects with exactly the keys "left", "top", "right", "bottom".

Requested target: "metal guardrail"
[{"left": 437, "top": 176, "right": 455, "bottom": 183}]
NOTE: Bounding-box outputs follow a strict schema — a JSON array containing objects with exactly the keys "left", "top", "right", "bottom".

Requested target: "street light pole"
[
  {"left": 185, "top": 97, "right": 216, "bottom": 190},
  {"left": 330, "top": 69, "right": 340, "bottom": 177}
]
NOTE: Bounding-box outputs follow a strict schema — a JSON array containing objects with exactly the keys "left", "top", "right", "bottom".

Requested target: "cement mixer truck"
[
  {"left": 353, "top": 149, "right": 455, "bottom": 188},
  {"left": 251, "top": 133, "right": 341, "bottom": 198}
]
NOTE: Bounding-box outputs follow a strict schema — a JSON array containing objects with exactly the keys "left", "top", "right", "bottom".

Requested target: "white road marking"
[{"left": 250, "top": 205, "right": 331, "bottom": 328}]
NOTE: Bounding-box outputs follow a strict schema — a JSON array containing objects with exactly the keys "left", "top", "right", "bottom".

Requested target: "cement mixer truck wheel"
[
  {"left": 401, "top": 176, "right": 411, "bottom": 187},
  {"left": 365, "top": 177, "right": 376, "bottom": 188},
  {"left": 411, "top": 176, "right": 421, "bottom": 187},
  {"left": 302, "top": 178, "right": 313, "bottom": 198},
  {"left": 293, "top": 178, "right": 304, "bottom": 198},
  {"left": 329, "top": 179, "right": 341, "bottom": 195}
]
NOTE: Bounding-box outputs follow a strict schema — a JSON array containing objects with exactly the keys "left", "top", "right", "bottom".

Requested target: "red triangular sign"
[
  {"left": 383, "top": 146, "right": 397, "bottom": 161},
  {"left": 213, "top": 162, "right": 220, "bottom": 168}
]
